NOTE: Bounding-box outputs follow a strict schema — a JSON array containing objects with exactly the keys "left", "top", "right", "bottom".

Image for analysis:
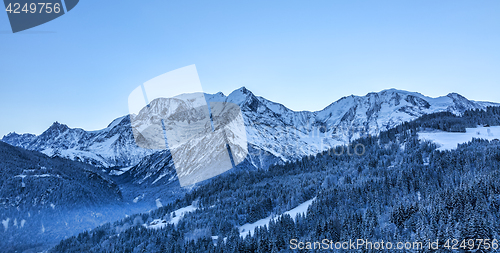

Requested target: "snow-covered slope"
[
  {"left": 239, "top": 197, "right": 316, "bottom": 238},
  {"left": 419, "top": 126, "right": 500, "bottom": 150},
  {"left": 2, "top": 88, "right": 497, "bottom": 172},
  {"left": 120, "top": 150, "right": 177, "bottom": 185}
]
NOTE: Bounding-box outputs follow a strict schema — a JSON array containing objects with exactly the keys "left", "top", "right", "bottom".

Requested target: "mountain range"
[{"left": 2, "top": 87, "right": 498, "bottom": 186}]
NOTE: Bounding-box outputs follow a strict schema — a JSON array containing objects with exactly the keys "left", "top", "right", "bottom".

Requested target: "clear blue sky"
[{"left": 1, "top": 0, "right": 499, "bottom": 136}]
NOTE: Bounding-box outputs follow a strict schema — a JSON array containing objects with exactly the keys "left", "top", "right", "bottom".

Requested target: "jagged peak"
[
  {"left": 2, "top": 132, "right": 19, "bottom": 141},
  {"left": 3, "top": 131, "right": 35, "bottom": 137},
  {"left": 50, "top": 121, "right": 68, "bottom": 127},
  {"left": 204, "top": 91, "right": 227, "bottom": 103},
  {"left": 52, "top": 121, "right": 63, "bottom": 125},
  {"left": 226, "top": 86, "right": 257, "bottom": 105},
  {"left": 238, "top": 86, "right": 250, "bottom": 93},
  {"left": 3, "top": 131, "right": 19, "bottom": 137},
  {"left": 45, "top": 121, "right": 70, "bottom": 133},
  {"left": 232, "top": 86, "right": 256, "bottom": 96}
]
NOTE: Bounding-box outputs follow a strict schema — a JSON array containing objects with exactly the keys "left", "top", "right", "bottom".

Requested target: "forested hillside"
[
  {"left": 51, "top": 107, "right": 500, "bottom": 252},
  {"left": 0, "top": 141, "right": 124, "bottom": 252}
]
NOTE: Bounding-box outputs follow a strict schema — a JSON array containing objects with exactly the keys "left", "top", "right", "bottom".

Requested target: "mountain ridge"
[{"left": 3, "top": 88, "right": 498, "bottom": 171}]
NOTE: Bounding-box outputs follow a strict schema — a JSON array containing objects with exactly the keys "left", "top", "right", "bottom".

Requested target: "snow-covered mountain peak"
[
  {"left": 3, "top": 131, "right": 35, "bottom": 139},
  {"left": 46, "top": 121, "right": 70, "bottom": 133},
  {"left": 446, "top": 92, "right": 466, "bottom": 99},
  {"left": 236, "top": 86, "right": 251, "bottom": 95},
  {"left": 225, "top": 86, "right": 258, "bottom": 106},
  {"left": 106, "top": 115, "right": 130, "bottom": 129},
  {"left": 378, "top": 88, "right": 426, "bottom": 96},
  {"left": 1, "top": 132, "right": 36, "bottom": 148}
]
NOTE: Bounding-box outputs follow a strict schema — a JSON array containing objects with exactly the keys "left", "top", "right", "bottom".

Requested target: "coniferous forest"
[{"left": 48, "top": 107, "right": 500, "bottom": 252}]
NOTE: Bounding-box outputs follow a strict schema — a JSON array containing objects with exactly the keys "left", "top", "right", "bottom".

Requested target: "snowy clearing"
[
  {"left": 2, "top": 218, "right": 9, "bottom": 232},
  {"left": 132, "top": 194, "right": 145, "bottom": 203},
  {"left": 239, "top": 198, "right": 316, "bottom": 238},
  {"left": 155, "top": 199, "right": 163, "bottom": 208},
  {"left": 144, "top": 205, "right": 198, "bottom": 230},
  {"left": 418, "top": 126, "right": 500, "bottom": 150},
  {"left": 169, "top": 205, "right": 198, "bottom": 225},
  {"left": 109, "top": 166, "right": 133, "bottom": 176}
]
